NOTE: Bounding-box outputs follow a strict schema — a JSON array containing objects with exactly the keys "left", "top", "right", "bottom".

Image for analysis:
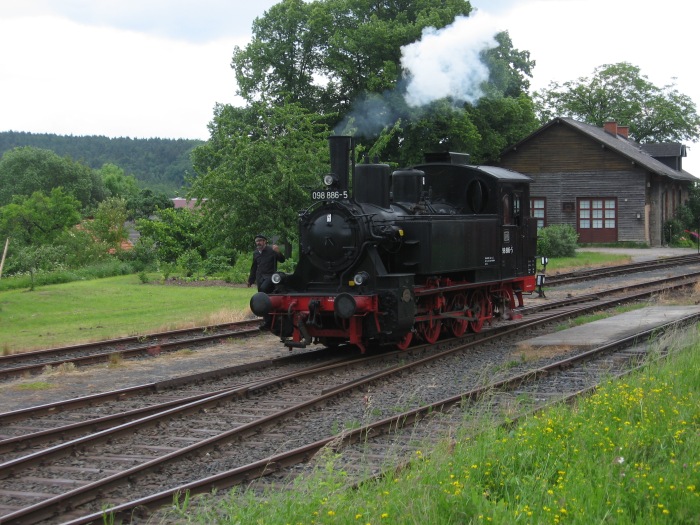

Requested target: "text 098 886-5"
[{"left": 311, "top": 190, "right": 349, "bottom": 200}]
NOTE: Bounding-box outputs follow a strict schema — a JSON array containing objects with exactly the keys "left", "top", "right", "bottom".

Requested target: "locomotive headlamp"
[
  {"left": 323, "top": 174, "right": 336, "bottom": 186},
  {"left": 353, "top": 271, "right": 370, "bottom": 286},
  {"left": 271, "top": 272, "right": 285, "bottom": 285}
]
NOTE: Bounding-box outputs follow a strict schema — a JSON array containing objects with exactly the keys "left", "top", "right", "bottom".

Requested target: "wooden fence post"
[{"left": 0, "top": 237, "right": 9, "bottom": 279}]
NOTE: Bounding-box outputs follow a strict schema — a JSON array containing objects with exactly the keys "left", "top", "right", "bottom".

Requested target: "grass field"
[
  {"left": 0, "top": 274, "right": 256, "bottom": 354},
  {"left": 540, "top": 251, "right": 630, "bottom": 273},
  {"left": 0, "top": 251, "right": 631, "bottom": 355}
]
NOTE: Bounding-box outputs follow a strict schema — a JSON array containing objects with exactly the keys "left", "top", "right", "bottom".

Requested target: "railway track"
[
  {"left": 2, "top": 253, "right": 696, "bottom": 385},
  {"left": 0, "top": 320, "right": 263, "bottom": 382},
  {"left": 0, "top": 270, "right": 698, "bottom": 524},
  {"left": 543, "top": 253, "right": 700, "bottom": 286},
  {"left": 2, "top": 267, "right": 697, "bottom": 454},
  {"left": 71, "top": 292, "right": 700, "bottom": 523}
]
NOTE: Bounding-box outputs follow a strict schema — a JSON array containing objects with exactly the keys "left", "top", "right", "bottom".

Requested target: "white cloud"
[
  {"left": 1, "top": 0, "right": 698, "bottom": 175},
  {"left": 0, "top": 0, "right": 276, "bottom": 42},
  {"left": 0, "top": 14, "right": 248, "bottom": 139}
]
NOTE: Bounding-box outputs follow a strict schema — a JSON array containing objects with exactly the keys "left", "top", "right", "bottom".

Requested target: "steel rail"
[
  {"left": 544, "top": 253, "right": 700, "bottom": 286},
  {"left": 3, "top": 268, "right": 696, "bottom": 451},
  {"left": 0, "top": 321, "right": 261, "bottom": 381},
  {"left": 1, "top": 272, "right": 698, "bottom": 523},
  {"left": 64, "top": 311, "right": 700, "bottom": 525}
]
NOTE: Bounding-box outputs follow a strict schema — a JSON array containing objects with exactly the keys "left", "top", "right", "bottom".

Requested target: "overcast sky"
[{"left": 1, "top": 0, "right": 698, "bottom": 174}]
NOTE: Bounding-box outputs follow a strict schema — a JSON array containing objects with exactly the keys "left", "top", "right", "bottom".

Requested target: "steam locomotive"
[{"left": 250, "top": 136, "right": 538, "bottom": 353}]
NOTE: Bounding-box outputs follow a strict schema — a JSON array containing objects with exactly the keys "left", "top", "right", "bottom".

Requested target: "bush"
[
  {"left": 176, "top": 249, "right": 203, "bottom": 278},
  {"left": 123, "top": 236, "right": 159, "bottom": 272},
  {"left": 57, "top": 228, "right": 111, "bottom": 268},
  {"left": 664, "top": 218, "right": 699, "bottom": 247},
  {"left": 537, "top": 224, "right": 579, "bottom": 258},
  {"left": 0, "top": 260, "right": 136, "bottom": 292},
  {"left": 228, "top": 251, "right": 253, "bottom": 284},
  {"left": 202, "top": 255, "right": 232, "bottom": 276}
]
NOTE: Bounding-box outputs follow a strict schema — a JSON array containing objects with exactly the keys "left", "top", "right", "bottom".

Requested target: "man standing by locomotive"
[{"left": 248, "top": 234, "right": 286, "bottom": 329}]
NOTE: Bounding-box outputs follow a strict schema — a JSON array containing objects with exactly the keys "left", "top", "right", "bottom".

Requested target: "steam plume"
[
  {"left": 401, "top": 12, "right": 499, "bottom": 107},
  {"left": 335, "top": 12, "right": 501, "bottom": 136}
]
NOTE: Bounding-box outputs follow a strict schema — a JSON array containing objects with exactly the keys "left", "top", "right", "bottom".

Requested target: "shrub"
[
  {"left": 228, "top": 251, "right": 253, "bottom": 284},
  {"left": 664, "top": 218, "right": 699, "bottom": 247},
  {"left": 537, "top": 224, "right": 579, "bottom": 257},
  {"left": 202, "top": 255, "right": 232, "bottom": 276},
  {"left": 124, "top": 236, "right": 159, "bottom": 272},
  {"left": 176, "top": 249, "right": 203, "bottom": 278}
]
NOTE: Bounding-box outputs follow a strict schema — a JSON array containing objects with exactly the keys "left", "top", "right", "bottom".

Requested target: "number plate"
[{"left": 310, "top": 190, "right": 349, "bottom": 200}]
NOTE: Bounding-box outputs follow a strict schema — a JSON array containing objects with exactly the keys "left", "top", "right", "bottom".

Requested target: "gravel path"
[{"left": 0, "top": 333, "right": 290, "bottom": 413}]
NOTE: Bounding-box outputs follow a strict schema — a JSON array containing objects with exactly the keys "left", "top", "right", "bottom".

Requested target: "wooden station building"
[{"left": 497, "top": 117, "right": 697, "bottom": 246}]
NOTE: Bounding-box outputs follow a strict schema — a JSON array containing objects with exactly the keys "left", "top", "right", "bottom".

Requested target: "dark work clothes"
[{"left": 248, "top": 245, "right": 286, "bottom": 292}]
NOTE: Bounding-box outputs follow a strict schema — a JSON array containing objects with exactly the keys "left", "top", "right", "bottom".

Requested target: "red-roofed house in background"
[
  {"left": 172, "top": 198, "right": 206, "bottom": 209},
  {"left": 108, "top": 238, "right": 134, "bottom": 254},
  {"left": 497, "top": 117, "right": 697, "bottom": 246}
]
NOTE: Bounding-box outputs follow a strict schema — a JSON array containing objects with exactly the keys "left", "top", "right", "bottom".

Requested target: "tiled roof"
[
  {"left": 504, "top": 117, "right": 698, "bottom": 182},
  {"left": 640, "top": 142, "right": 686, "bottom": 157}
]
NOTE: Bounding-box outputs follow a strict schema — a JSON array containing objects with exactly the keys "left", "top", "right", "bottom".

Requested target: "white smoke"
[{"left": 400, "top": 13, "right": 500, "bottom": 107}]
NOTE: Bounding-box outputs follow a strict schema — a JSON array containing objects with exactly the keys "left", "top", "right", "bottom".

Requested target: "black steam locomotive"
[{"left": 250, "top": 136, "right": 538, "bottom": 353}]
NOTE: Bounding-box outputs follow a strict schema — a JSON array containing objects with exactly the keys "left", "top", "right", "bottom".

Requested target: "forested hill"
[{"left": 0, "top": 131, "right": 204, "bottom": 194}]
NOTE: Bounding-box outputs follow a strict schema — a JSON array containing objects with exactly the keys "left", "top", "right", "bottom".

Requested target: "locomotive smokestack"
[{"left": 328, "top": 135, "right": 354, "bottom": 193}]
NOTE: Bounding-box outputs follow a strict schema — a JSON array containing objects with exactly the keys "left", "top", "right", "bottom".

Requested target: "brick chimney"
[
  {"left": 603, "top": 121, "right": 629, "bottom": 138},
  {"left": 603, "top": 121, "right": 618, "bottom": 136}
]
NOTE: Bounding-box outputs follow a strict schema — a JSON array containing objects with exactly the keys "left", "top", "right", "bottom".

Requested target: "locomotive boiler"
[{"left": 250, "top": 135, "right": 538, "bottom": 353}]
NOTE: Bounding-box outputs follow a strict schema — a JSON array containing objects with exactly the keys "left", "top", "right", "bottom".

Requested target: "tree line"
[
  {"left": 188, "top": 0, "right": 700, "bottom": 258},
  {"left": 0, "top": 131, "right": 202, "bottom": 195},
  {"left": 2, "top": 0, "right": 700, "bottom": 287}
]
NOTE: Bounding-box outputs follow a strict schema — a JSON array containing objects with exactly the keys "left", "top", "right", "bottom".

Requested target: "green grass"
[
  {"left": 13, "top": 381, "right": 54, "bottom": 391},
  {"left": 163, "top": 328, "right": 700, "bottom": 524},
  {"left": 0, "top": 251, "right": 633, "bottom": 354},
  {"left": 0, "top": 274, "right": 256, "bottom": 353},
  {"left": 557, "top": 304, "right": 646, "bottom": 330},
  {"left": 540, "top": 251, "right": 631, "bottom": 273},
  {"left": 0, "top": 260, "right": 136, "bottom": 292}
]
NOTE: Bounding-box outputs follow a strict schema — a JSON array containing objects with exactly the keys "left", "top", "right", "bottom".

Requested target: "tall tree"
[
  {"left": 231, "top": 1, "right": 537, "bottom": 165},
  {"left": 321, "top": 0, "right": 474, "bottom": 116},
  {"left": 233, "top": 0, "right": 324, "bottom": 109},
  {"left": 84, "top": 197, "right": 129, "bottom": 252},
  {"left": 0, "top": 147, "right": 106, "bottom": 209},
  {"left": 98, "top": 163, "right": 172, "bottom": 220},
  {"left": 100, "top": 163, "right": 140, "bottom": 201},
  {"left": 135, "top": 207, "right": 206, "bottom": 265},
  {"left": 533, "top": 62, "right": 700, "bottom": 143},
  {"left": 127, "top": 188, "right": 174, "bottom": 221},
  {"left": 191, "top": 101, "right": 329, "bottom": 254},
  {"left": 232, "top": 0, "right": 474, "bottom": 118},
  {"left": 0, "top": 188, "right": 82, "bottom": 247}
]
